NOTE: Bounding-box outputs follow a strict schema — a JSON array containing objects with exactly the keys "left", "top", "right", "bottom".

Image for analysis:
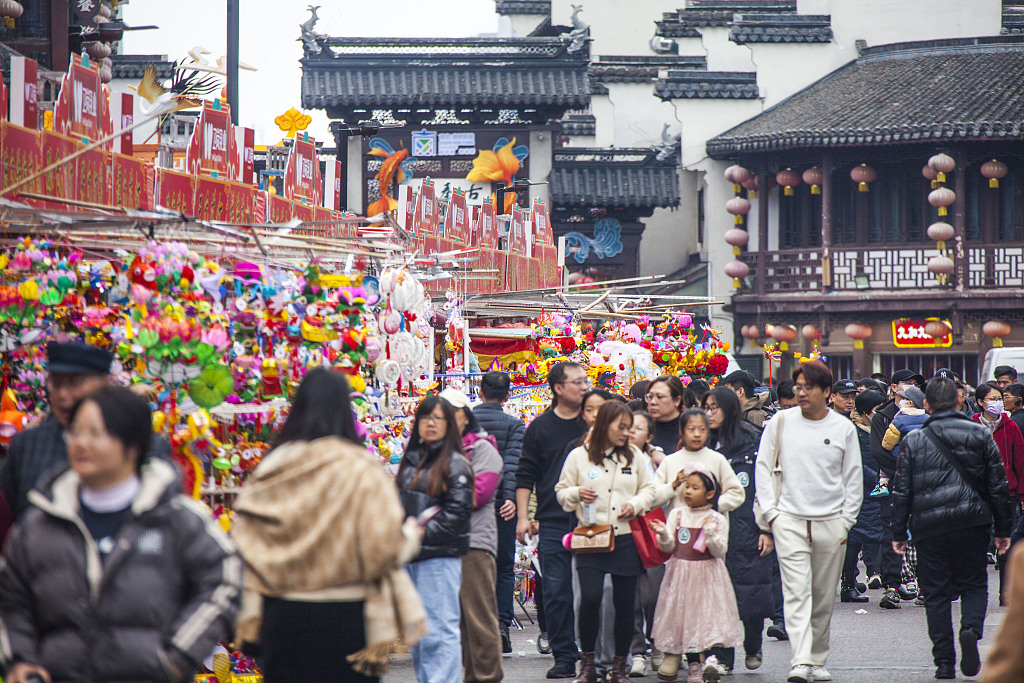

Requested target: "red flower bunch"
[{"left": 707, "top": 354, "right": 728, "bottom": 376}]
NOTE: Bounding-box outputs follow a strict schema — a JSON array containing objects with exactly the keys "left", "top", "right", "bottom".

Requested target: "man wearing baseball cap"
[
  {"left": 0, "top": 342, "right": 169, "bottom": 523},
  {"left": 869, "top": 369, "right": 925, "bottom": 609},
  {"left": 831, "top": 380, "right": 858, "bottom": 418}
]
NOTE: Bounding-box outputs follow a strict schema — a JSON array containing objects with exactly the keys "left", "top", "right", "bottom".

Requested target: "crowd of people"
[{"left": 1, "top": 341, "right": 1024, "bottom": 683}]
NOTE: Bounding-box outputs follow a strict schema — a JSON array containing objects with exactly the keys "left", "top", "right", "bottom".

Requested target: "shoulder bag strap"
[
  {"left": 771, "top": 413, "right": 785, "bottom": 506},
  {"left": 921, "top": 426, "right": 987, "bottom": 504}
]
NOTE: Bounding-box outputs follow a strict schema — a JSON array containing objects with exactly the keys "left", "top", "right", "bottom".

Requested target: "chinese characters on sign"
[
  {"left": 892, "top": 319, "right": 953, "bottom": 348},
  {"left": 53, "top": 54, "right": 110, "bottom": 143},
  {"left": 185, "top": 101, "right": 233, "bottom": 178},
  {"left": 410, "top": 129, "right": 477, "bottom": 157}
]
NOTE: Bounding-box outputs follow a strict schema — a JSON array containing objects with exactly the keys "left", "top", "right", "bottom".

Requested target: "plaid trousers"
[{"left": 901, "top": 542, "right": 918, "bottom": 584}]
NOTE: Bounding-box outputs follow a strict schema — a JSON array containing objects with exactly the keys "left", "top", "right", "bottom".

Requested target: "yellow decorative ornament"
[
  {"left": 18, "top": 279, "right": 38, "bottom": 301},
  {"left": 274, "top": 107, "right": 312, "bottom": 140},
  {"left": 348, "top": 373, "right": 366, "bottom": 393}
]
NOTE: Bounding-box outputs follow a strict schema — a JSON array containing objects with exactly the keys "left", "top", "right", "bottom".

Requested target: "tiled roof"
[
  {"left": 495, "top": 0, "right": 551, "bottom": 15},
  {"left": 110, "top": 54, "right": 174, "bottom": 80},
  {"left": 591, "top": 55, "right": 706, "bottom": 83},
  {"left": 730, "top": 14, "right": 832, "bottom": 44},
  {"left": 707, "top": 36, "right": 1024, "bottom": 156},
  {"left": 1003, "top": 5, "right": 1024, "bottom": 34},
  {"left": 551, "top": 148, "right": 680, "bottom": 209},
  {"left": 301, "top": 37, "right": 589, "bottom": 112},
  {"left": 657, "top": 1, "right": 796, "bottom": 36},
  {"left": 655, "top": 70, "right": 759, "bottom": 99},
  {"left": 561, "top": 114, "right": 596, "bottom": 136}
]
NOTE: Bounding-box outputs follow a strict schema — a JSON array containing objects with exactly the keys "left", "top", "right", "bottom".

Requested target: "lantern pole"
[
  {"left": 953, "top": 146, "right": 967, "bottom": 294},
  {"left": 820, "top": 151, "right": 833, "bottom": 294}
]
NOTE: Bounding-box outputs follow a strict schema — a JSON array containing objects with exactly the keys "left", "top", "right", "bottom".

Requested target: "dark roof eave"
[{"left": 707, "top": 128, "right": 1024, "bottom": 158}]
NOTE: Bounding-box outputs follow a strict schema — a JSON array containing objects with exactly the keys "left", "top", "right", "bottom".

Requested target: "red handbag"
[{"left": 629, "top": 507, "right": 672, "bottom": 569}]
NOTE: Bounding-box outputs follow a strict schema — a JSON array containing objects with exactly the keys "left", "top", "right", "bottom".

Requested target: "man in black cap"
[
  {"left": 932, "top": 368, "right": 978, "bottom": 416},
  {"left": 0, "top": 342, "right": 169, "bottom": 522},
  {"left": 870, "top": 368, "right": 924, "bottom": 609},
  {"left": 831, "top": 380, "right": 858, "bottom": 418}
]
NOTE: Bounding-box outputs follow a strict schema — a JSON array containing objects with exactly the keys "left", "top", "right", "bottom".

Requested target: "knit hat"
[{"left": 897, "top": 385, "right": 925, "bottom": 409}]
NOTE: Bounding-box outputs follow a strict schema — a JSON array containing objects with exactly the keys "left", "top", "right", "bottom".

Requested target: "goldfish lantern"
[{"left": 983, "top": 320, "right": 1011, "bottom": 348}]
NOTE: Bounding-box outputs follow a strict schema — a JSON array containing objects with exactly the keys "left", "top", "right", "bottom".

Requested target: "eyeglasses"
[
  {"left": 704, "top": 404, "right": 721, "bottom": 414},
  {"left": 422, "top": 414, "right": 447, "bottom": 425},
  {"left": 64, "top": 427, "right": 114, "bottom": 443},
  {"left": 645, "top": 393, "right": 671, "bottom": 402},
  {"left": 561, "top": 378, "right": 591, "bottom": 388}
]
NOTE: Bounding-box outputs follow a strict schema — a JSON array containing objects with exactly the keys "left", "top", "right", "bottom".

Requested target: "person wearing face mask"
[
  {"left": 874, "top": 386, "right": 928, "bottom": 497},
  {"left": 972, "top": 381, "right": 1024, "bottom": 605}
]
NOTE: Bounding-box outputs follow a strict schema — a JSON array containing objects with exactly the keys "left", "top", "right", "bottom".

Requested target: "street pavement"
[{"left": 385, "top": 567, "right": 1006, "bottom": 682}]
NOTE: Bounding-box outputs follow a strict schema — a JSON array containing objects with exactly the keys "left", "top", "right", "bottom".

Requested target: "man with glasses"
[
  {"left": 0, "top": 342, "right": 169, "bottom": 528},
  {"left": 516, "top": 361, "right": 589, "bottom": 678},
  {"left": 1004, "top": 384, "right": 1024, "bottom": 436}
]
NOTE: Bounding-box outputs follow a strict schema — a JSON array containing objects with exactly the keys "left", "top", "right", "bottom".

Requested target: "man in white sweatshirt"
[{"left": 755, "top": 361, "right": 863, "bottom": 683}]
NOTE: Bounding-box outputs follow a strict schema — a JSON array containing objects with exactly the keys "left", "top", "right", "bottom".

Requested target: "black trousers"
[
  {"left": 577, "top": 567, "right": 637, "bottom": 657},
  {"left": 710, "top": 617, "right": 765, "bottom": 668},
  {"left": 842, "top": 539, "right": 863, "bottom": 589},
  {"left": 877, "top": 496, "right": 904, "bottom": 588},
  {"left": 914, "top": 526, "right": 989, "bottom": 666},
  {"left": 261, "top": 597, "right": 377, "bottom": 683},
  {"left": 534, "top": 570, "right": 547, "bottom": 633}
]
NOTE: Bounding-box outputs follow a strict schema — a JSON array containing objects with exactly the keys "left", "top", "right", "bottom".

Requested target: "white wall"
[
  {"left": 830, "top": 0, "right": 1001, "bottom": 48},
  {"left": 552, "top": 0, "right": 680, "bottom": 56}
]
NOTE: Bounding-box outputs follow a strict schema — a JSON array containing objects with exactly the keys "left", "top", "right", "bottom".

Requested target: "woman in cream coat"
[{"left": 555, "top": 402, "right": 657, "bottom": 683}]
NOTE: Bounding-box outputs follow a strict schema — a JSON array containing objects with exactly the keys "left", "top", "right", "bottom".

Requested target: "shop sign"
[
  {"left": 54, "top": 54, "right": 108, "bottom": 143},
  {"left": 9, "top": 56, "right": 37, "bottom": 130},
  {"left": 185, "top": 101, "right": 232, "bottom": 178},
  {"left": 892, "top": 319, "right": 953, "bottom": 348},
  {"left": 445, "top": 188, "right": 469, "bottom": 244},
  {"left": 476, "top": 199, "right": 497, "bottom": 249}
]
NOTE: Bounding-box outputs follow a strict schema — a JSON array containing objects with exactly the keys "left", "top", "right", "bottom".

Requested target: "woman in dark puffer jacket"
[
  {"left": 703, "top": 387, "right": 775, "bottom": 673},
  {"left": 396, "top": 395, "right": 475, "bottom": 683},
  {"left": 0, "top": 387, "right": 240, "bottom": 683}
]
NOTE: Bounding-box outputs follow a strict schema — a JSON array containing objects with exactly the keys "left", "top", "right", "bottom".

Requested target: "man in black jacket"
[
  {"left": 869, "top": 368, "right": 924, "bottom": 608},
  {"left": 474, "top": 371, "right": 526, "bottom": 654},
  {"left": 516, "top": 361, "right": 588, "bottom": 679},
  {"left": 891, "top": 378, "right": 1013, "bottom": 680}
]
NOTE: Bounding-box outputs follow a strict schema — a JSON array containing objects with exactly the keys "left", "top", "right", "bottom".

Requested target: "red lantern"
[
  {"left": 776, "top": 168, "right": 801, "bottom": 196},
  {"left": 924, "top": 320, "right": 952, "bottom": 343},
  {"left": 844, "top": 323, "right": 872, "bottom": 349},
  {"left": 928, "top": 255, "right": 954, "bottom": 276},
  {"left": 801, "top": 324, "right": 822, "bottom": 341},
  {"left": 850, "top": 164, "right": 876, "bottom": 192},
  {"left": 980, "top": 159, "right": 1007, "bottom": 189},
  {"left": 983, "top": 320, "right": 1011, "bottom": 348},
  {"left": 771, "top": 324, "right": 798, "bottom": 342},
  {"left": 802, "top": 167, "right": 823, "bottom": 195},
  {"left": 725, "top": 165, "right": 751, "bottom": 192},
  {"left": 928, "top": 187, "right": 956, "bottom": 217},
  {"left": 725, "top": 197, "right": 751, "bottom": 225},
  {"left": 741, "top": 325, "right": 760, "bottom": 346},
  {"left": 740, "top": 174, "right": 758, "bottom": 198},
  {"left": 724, "top": 228, "right": 749, "bottom": 255},
  {"left": 928, "top": 153, "right": 956, "bottom": 183},
  {"left": 764, "top": 323, "right": 775, "bottom": 339}
]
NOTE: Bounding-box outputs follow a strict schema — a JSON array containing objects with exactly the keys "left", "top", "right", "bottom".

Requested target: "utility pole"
[{"left": 226, "top": 0, "right": 240, "bottom": 125}]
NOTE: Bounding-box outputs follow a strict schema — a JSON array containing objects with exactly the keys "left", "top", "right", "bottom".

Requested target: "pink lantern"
[
  {"left": 802, "top": 167, "right": 823, "bottom": 195},
  {"left": 981, "top": 159, "right": 1008, "bottom": 189},
  {"left": 742, "top": 325, "right": 760, "bottom": 346},
  {"left": 924, "top": 320, "right": 952, "bottom": 342},
  {"left": 86, "top": 42, "right": 111, "bottom": 60},
  {"left": 850, "top": 164, "right": 877, "bottom": 192},
  {"left": 776, "top": 168, "right": 801, "bottom": 196},
  {"left": 844, "top": 323, "right": 873, "bottom": 349},
  {"left": 724, "top": 228, "right": 749, "bottom": 255},
  {"left": 928, "top": 187, "right": 956, "bottom": 217},
  {"left": 724, "top": 260, "right": 750, "bottom": 279},
  {"left": 983, "top": 320, "right": 1011, "bottom": 348},
  {"left": 926, "top": 221, "right": 955, "bottom": 249},
  {"left": 724, "top": 165, "right": 751, "bottom": 191},
  {"left": 0, "top": 0, "right": 24, "bottom": 19},
  {"left": 921, "top": 164, "right": 939, "bottom": 189},
  {"left": 928, "top": 153, "right": 956, "bottom": 183},
  {"left": 771, "top": 324, "right": 798, "bottom": 343},
  {"left": 801, "top": 324, "right": 822, "bottom": 341},
  {"left": 741, "top": 174, "right": 759, "bottom": 198},
  {"left": 928, "top": 255, "right": 955, "bottom": 276},
  {"left": 725, "top": 197, "right": 751, "bottom": 225}
]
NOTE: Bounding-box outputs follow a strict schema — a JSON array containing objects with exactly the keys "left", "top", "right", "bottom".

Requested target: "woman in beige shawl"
[{"left": 232, "top": 368, "right": 425, "bottom": 682}]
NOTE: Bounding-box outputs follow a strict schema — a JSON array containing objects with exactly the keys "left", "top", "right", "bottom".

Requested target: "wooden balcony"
[{"left": 737, "top": 243, "right": 1024, "bottom": 294}]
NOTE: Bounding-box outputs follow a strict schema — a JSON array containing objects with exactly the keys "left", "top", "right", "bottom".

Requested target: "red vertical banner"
[
  {"left": 284, "top": 133, "right": 319, "bottom": 205},
  {"left": 540, "top": 244, "right": 559, "bottom": 288},
  {"left": 292, "top": 200, "right": 315, "bottom": 226},
  {"left": 157, "top": 168, "right": 196, "bottom": 215},
  {"left": 111, "top": 153, "right": 151, "bottom": 211},
  {"left": 41, "top": 131, "right": 78, "bottom": 204},
  {"left": 269, "top": 194, "right": 292, "bottom": 224},
  {"left": 1, "top": 122, "right": 42, "bottom": 201},
  {"left": 402, "top": 185, "right": 417, "bottom": 233},
  {"left": 9, "top": 56, "right": 38, "bottom": 130},
  {"left": 53, "top": 54, "right": 103, "bottom": 143},
  {"left": 0, "top": 79, "right": 8, "bottom": 122},
  {"left": 185, "top": 101, "right": 232, "bottom": 178},
  {"left": 235, "top": 127, "right": 255, "bottom": 185},
  {"left": 477, "top": 199, "right": 497, "bottom": 249},
  {"left": 508, "top": 206, "right": 528, "bottom": 255},
  {"left": 254, "top": 191, "right": 268, "bottom": 223},
  {"left": 226, "top": 182, "right": 255, "bottom": 224},
  {"left": 492, "top": 252, "right": 507, "bottom": 296},
  {"left": 447, "top": 189, "right": 470, "bottom": 245},
  {"left": 416, "top": 180, "right": 438, "bottom": 237},
  {"left": 109, "top": 92, "right": 133, "bottom": 156},
  {"left": 76, "top": 147, "right": 110, "bottom": 206},
  {"left": 531, "top": 199, "right": 552, "bottom": 245}
]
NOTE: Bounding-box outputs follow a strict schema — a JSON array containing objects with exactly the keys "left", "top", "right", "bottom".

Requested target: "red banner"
[
  {"left": 186, "top": 101, "right": 232, "bottom": 178},
  {"left": 508, "top": 206, "right": 527, "bottom": 255},
  {"left": 157, "top": 168, "right": 196, "bottom": 215},
  {"left": 477, "top": 199, "right": 497, "bottom": 249},
  {"left": 41, "top": 131, "right": 78, "bottom": 204},
  {"left": 292, "top": 200, "right": 315, "bottom": 225},
  {"left": 892, "top": 319, "right": 953, "bottom": 348},
  {"left": 446, "top": 189, "right": 470, "bottom": 245},
  {"left": 53, "top": 54, "right": 105, "bottom": 143},
  {"left": 194, "top": 176, "right": 230, "bottom": 221},
  {"left": 269, "top": 194, "right": 292, "bottom": 224},
  {"left": 76, "top": 147, "right": 110, "bottom": 206},
  {"left": 9, "top": 56, "right": 37, "bottom": 130},
  {"left": 1, "top": 122, "right": 42, "bottom": 201},
  {"left": 415, "top": 180, "right": 438, "bottom": 237},
  {"left": 284, "top": 134, "right": 320, "bottom": 204},
  {"left": 234, "top": 127, "right": 255, "bottom": 185},
  {"left": 111, "top": 153, "right": 151, "bottom": 211},
  {"left": 227, "top": 182, "right": 256, "bottom": 225},
  {"left": 532, "top": 199, "right": 552, "bottom": 245}
]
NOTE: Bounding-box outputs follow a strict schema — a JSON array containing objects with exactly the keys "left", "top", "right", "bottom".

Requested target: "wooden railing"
[{"left": 738, "top": 243, "right": 1018, "bottom": 293}]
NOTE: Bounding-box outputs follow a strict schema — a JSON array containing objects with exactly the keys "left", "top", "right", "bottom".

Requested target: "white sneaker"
[
  {"left": 702, "top": 655, "right": 722, "bottom": 682},
  {"left": 811, "top": 665, "right": 832, "bottom": 681},
  {"left": 629, "top": 655, "right": 647, "bottom": 678},
  {"left": 787, "top": 664, "right": 813, "bottom": 682}
]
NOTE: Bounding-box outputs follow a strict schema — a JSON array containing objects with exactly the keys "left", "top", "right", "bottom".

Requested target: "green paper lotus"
[
  {"left": 188, "top": 364, "right": 235, "bottom": 409},
  {"left": 39, "top": 289, "right": 62, "bottom": 306}
]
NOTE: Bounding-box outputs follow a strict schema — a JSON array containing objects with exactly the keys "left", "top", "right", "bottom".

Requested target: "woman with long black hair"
[
  {"left": 233, "top": 368, "right": 426, "bottom": 682},
  {"left": 397, "top": 395, "right": 475, "bottom": 683},
  {"left": 702, "top": 387, "right": 776, "bottom": 673},
  {"left": 645, "top": 375, "right": 696, "bottom": 454}
]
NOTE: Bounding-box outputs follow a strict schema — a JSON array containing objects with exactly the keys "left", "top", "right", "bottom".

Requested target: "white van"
[{"left": 980, "top": 347, "right": 1024, "bottom": 382}]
